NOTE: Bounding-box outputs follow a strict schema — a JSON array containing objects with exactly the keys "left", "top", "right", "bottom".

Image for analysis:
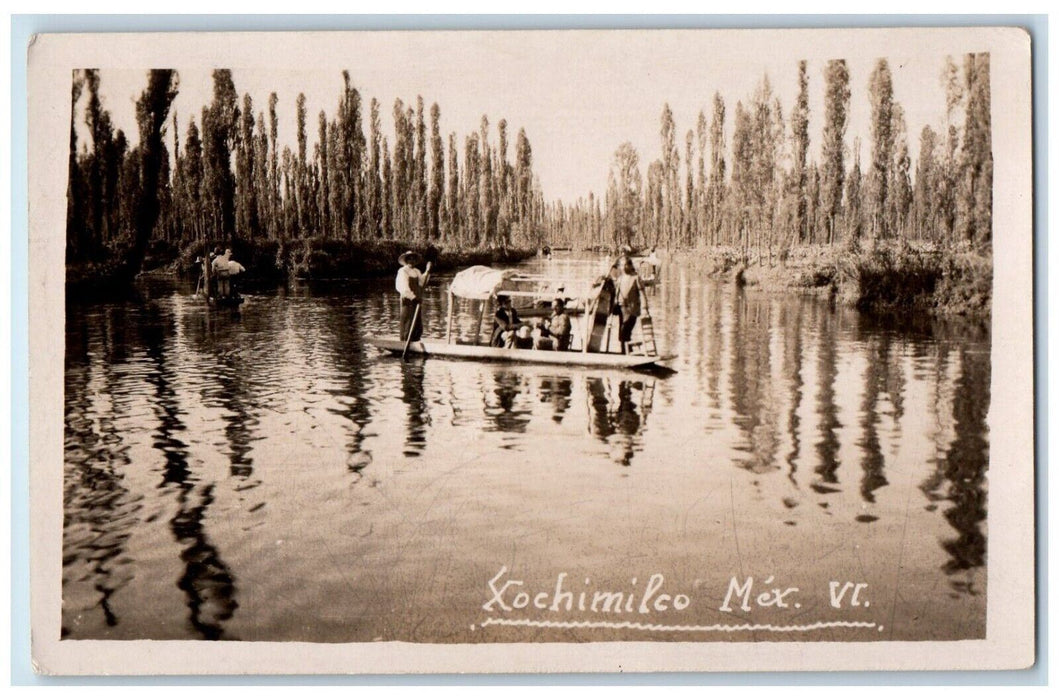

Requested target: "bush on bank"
[{"left": 656, "top": 241, "right": 991, "bottom": 318}]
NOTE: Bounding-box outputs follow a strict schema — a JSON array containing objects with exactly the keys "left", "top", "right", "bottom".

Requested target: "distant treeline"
[
  {"left": 65, "top": 69, "right": 546, "bottom": 274},
  {"left": 545, "top": 55, "right": 993, "bottom": 255}
]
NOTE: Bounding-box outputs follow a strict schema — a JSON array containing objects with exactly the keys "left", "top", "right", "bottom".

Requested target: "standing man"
[
  {"left": 212, "top": 247, "right": 232, "bottom": 298},
  {"left": 616, "top": 258, "right": 645, "bottom": 354},
  {"left": 396, "top": 250, "right": 425, "bottom": 342}
]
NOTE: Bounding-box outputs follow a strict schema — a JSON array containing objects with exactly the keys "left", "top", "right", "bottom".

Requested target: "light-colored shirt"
[
  {"left": 212, "top": 253, "right": 230, "bottom": 276},
  {"left": 395, "top": 265, "right": 423, "bottom": 300},
  {"left": 617, "top": 273, "right": 642, "bottom": 317}
]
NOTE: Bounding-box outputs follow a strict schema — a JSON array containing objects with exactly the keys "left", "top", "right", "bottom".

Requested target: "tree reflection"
[
  {"left": 858, "top": 337, "right": 889, "bottom": 503},
  {"left": 781, "top": 301, "right": 805, "bottom": 482},
  {"left": 62, "top": 311, "right": 140, "bottom": 636},
  {"left": 923, "top": 347, "right": 989, "bottom": 584},
  {"left": 728, "top": 293, "right": 779, "bottom": 473},
  {"left": 143, "top": 308, "right": 238, "bottom": 640},
  {"left": 813, "top": 307, "right": 842, "bottom": 493},
  {"left": 319, "top": 298, "right": 376, "bottom": 473}
]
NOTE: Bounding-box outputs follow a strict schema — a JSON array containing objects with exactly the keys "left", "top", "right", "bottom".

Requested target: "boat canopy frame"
[{"left": 444, "top": 266, "right": 603, "bottom": 349}]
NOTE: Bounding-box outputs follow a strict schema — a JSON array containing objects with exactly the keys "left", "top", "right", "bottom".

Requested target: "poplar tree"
[
  {"left": 464, "top": 133, "right": 481, "bottom": 245},
  {"left": 821, "top": 59, "right": 850, "bottom": 245},
  {"left": 66, "top": 71, "right": 86, "bottom": 260},
  {"left": 868, "top": 58, "right": 895, "bottom": 238},
  {"left": 367, "top": 98, "right": 383, "bottom": 238},
  {"left": 268, "top": 93, "right": 280, "bottom": 238},
  {"left": 913, "top": 126, "right": 939, "bottom": 240},
  {"left": 844, "top": 141, "right": 864, "bottom": 245},
  {"left": 608, "top": 142, "right": 642, "bottom": 247},
  {"left": 428, "top": 103, "right": 444, "bottom": 240},
  {"left": 659, "top": 103, "right": 679, "bottom": 245},
  {"left": 889, "top": 102, "right": 912, "bottom": 236},
  {"left": 413, "top": 96, "right": 428, "bottom": 238},
  {"left": 695, "top": 109, "right": 708, "bottom": 241},
  {"left": 381, "top": 137, "right": 393, "bottom": 237},
  {"left": 705, "top": 93, "right": 727, "bottom": 245},
  {"left": 295, "top": 93, "right": 309, "bottom": 235},
  {"left": 958, "top": 52, "right": 992, "bottom": 244},
  {"left": 514, "top": 128, "right": 533, "bottom": 224},
  {"left": 236, "top": 93, "right": 256, "bottom": 238},
  {"left": 202, "top": 69, "right": 239, "bottom": 242},
  {"left": 791, "top": 60, "right": 810, "bottom": 243},
  {"left": 130, "top": 69, "right": 180, "bottom": 272},
  {"left": 684, "top": 130, "right": 694, "bottom": 245},
  {"left": 446, "top": 132, "right": 460, "bottom": 241}
]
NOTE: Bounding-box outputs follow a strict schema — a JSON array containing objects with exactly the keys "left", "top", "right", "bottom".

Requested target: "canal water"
[{"left": 62, "top": 254, "right": 990, "bottom": 642}]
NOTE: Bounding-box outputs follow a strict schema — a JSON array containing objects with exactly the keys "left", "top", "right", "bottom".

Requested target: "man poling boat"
[
  {"left": 194, "top": 244, "right": 246, "bottom": 308},
  {"left": 368, "top": 264, "right": 675, "bottom": 370}
]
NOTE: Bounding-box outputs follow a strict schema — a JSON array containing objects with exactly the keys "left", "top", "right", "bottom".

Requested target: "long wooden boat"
[{"left": 368, "top": 337, "right": 675, "bottom": 369}]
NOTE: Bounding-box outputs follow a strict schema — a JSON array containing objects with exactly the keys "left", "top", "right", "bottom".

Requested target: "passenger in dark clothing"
[{"left": 491, "top": 295, "right": 521, "bottom": 347}]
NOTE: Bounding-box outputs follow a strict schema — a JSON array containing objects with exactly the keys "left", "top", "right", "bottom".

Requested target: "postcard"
[{"left": 27, "top": 26, "right": 1035, "bottom": 674}]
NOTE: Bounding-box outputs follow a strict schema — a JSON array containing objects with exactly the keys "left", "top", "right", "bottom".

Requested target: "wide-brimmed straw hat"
[{"left": 398, "top": 250, "right": 421, "bottom": 266}]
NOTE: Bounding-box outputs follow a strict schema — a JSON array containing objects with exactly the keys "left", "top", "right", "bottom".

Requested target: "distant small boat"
[{"left": 368, "top": 337, "right": 674, "bottom": 369}]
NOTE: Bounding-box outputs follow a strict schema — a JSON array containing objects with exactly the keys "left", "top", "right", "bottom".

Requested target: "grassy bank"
[
  {"left": 671, "top": 242, "right": 991, "bottom": 318},
  {"left": 67, "top": 237, "right": 538, "bottom": 296}
]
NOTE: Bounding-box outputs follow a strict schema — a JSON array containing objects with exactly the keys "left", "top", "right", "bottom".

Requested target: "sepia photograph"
[{"left": 27, "top": 26, "right": 1035, "bottom": 674}]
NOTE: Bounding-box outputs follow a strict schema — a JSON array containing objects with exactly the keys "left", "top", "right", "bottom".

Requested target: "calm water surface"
[{"left": 63, "top": 255, "right": 989, "bottom": 642}]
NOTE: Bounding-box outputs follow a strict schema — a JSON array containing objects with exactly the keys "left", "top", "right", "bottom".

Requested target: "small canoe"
[{"left": 368, "top": 336, "right": 676, "bottom": 369}]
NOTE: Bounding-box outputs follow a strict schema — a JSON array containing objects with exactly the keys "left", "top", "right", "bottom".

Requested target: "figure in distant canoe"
[
  {"left": 212, "top": 248, "right": 232, "bottom": 297},
  {"left": 616, "top": 258, "right": 646, "bottom": 354},
  {"left": 395, "top": 250, "right": 425, "bottom": 342},
  {"left": 210, "top": 247, "right": 246, "bottom": 299}
]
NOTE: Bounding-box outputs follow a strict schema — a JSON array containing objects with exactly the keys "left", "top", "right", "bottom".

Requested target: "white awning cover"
[{"left": 449, "top": 266, "right": 517, "bottom": 300}]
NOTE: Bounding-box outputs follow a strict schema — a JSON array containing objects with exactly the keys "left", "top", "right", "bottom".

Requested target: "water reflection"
[
  {"left": 586, "top": 378, "right": 653, "bottom": 466},
  {"left": 142, "top": 305, "right": 239, "bottom": 639},
  {"left": 62, "top": 263, "right": 993, "bottom": 641},
  {"left": 401, "top": 359, "right": 430, "bottom": 457},
  {"left": 922, "top": 346, "right": 989, "bottom": 587},
  {"left": 813, "top": 307, "right": 843, "bottom": 495},
  {"left": 63, "top": 310, "right": 141, "bottom": 636},
  {"left": 538, "top": 376, "right": 573, "bottom": 424},
  {"left": 484, "top": 370, "right": 532, "bottom": 438}
]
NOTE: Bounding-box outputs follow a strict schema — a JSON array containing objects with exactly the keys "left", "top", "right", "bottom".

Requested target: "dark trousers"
[
  {"left": 618, "top": 313, "right": 638, "bottom": 344},
  {"left": 399, "top": 297, "right": 423, "bottom": 341}
]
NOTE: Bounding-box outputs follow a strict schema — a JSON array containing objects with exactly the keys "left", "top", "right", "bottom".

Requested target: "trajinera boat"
[{"left": 368, "top": 265, "right": 676, "bottom": 369}]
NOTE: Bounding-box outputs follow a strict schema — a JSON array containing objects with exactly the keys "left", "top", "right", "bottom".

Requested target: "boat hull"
[{"left": 368, "top": 337, "right": 675, "bottom": 369}]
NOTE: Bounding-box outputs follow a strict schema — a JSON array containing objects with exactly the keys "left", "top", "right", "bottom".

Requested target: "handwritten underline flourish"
[{"left": 478, "top": 618, "right": 883, "bottom": 633}]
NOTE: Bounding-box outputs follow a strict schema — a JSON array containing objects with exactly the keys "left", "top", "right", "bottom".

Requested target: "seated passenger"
[
  {"left": 491, "top": 295, "right": 521, "bottom": 347},
  {"left": 537, "top": 298, "right": 572, "bottom": 351}
]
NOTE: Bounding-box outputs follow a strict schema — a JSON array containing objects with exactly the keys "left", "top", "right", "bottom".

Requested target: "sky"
[{"left": 73, "top": 30, "right": 972, "bottom": 204}]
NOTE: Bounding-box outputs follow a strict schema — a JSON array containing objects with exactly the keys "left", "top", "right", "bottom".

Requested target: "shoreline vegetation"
[
  {"left": 66, "top": 54, "right": 992, "bottom": 319},
  {"left": 674, "top": 242, "right": 991, "bottom": 318}
]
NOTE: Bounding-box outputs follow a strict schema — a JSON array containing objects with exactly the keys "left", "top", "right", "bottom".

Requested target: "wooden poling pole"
[
  {"left": 445, "top": 289, "right": 454, "bottom": 344},
  {"left": 475, "top": 299, "right": 487, "bottom": 346},
  {"left": 401, "top": 261, "right": 432, "bottom": 360},
  {"left": 402, "top": 302, "right": 421, "bottom": 360},
  {"left": 582, "top": 295, "right": 599, "bottom": 354}
]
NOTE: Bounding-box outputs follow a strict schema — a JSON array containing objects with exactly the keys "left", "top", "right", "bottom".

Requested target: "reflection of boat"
[
  {"left": 369, "top": 337, "right": 674, "bottom": 368},
  {"left": 368, "top": 265, "right": 675, "bottom": 369}
]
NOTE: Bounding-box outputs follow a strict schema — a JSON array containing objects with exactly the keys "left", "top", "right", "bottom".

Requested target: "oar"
[{"left": 402, "top": 260, "right": 433, "bottom": 360}]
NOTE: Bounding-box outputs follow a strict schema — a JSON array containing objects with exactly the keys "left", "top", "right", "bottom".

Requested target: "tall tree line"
[
  {"left": 66, "top": 69, "right": 544, "bottom": 266},
  {"left": 549, "top": 53, "right": 993, "bottom": 255}
]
